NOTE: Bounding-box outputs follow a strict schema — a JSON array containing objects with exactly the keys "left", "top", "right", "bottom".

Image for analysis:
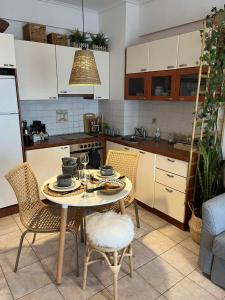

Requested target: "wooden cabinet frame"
[{"left": 125, "top": 72, "right": 148, "bottom": 100}]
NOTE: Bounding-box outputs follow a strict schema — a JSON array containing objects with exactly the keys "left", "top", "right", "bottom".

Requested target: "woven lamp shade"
[{"left": 69, "top": 49, "right": 101, "bottom": 86}]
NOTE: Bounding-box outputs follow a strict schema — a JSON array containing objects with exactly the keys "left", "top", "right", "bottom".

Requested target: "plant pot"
[
  {"left": 91, "top": 44, "right": 108, "bottom": 52},
  {"left": 188, "top": 209, "right": 202, "bottom": 244}
]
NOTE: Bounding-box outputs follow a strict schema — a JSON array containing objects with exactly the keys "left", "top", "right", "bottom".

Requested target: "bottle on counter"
[{"left": 154, "top": 128, "right": 161, "bottom": 142}]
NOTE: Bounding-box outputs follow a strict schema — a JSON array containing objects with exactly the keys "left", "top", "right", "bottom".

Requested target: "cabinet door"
[
  {"left": 106, "top": 141, "right": 131, "bottom": 155},
  {"left": 26, "top": 145, "right": 70, "bottom": 199},
  {"left": 15, "top": 40, "right": 58, "bottom": 100},
  {"left": 149, "top": 36, "right": 179, "bottom": 71},
  {"left": 94, "top": 51, "right": 109, "bottom": 100},
  {"left": 132, "top": 149, "right": 155, "bottom": 207},
  {"left": 154, "top": 182, "right": 185, "bottom": 222},
  {"left": 0, "top": 33, "right": 16, "bottom": 68},
  {"left": 125, "top": 73, "right": 148, "bottom": 100},
  {"left": 56, "top": 45, "right": 93, "bottom": 95},
  {"left": 178, "top": 31, "right": 201, "bottom": 68},
  {"left": 126, "top": 43, "right": 149, "bottom": 74}
]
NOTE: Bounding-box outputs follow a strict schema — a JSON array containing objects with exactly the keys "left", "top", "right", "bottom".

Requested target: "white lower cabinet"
[
  {"left": 106, "top": 141, "right": 131, "bottom": 154},
  {"left": 132, "top": 149, "right": 155, "bottom": 207},
  {"left": 26, "top": 145, "right": 70, "bottom": 199},
  {"left": 154, "top": 182, "right": 185, "bottom": 222}
]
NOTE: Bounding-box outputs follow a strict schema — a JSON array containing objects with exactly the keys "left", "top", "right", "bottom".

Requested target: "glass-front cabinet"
[
  {"left": 176, "top": 67, "right": 207, "bottom": 101},
  {"left": 148, "top": 70, "right": 176, "bottom": 100},
  {"left": 125, "top": 73, "right": 148, "bottom": 100}
]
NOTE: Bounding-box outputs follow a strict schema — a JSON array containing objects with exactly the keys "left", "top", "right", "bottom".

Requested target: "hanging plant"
[
  {"left": 69, "top": 28, "right": 89, "bottom": 48},
  {"left": 89, "top": 33, "right": 109, "bottom": 51}
]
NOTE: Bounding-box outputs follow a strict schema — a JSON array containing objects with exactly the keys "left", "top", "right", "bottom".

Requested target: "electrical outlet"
[
  {"left": 152, "top": 118, "right": 157, "bottom": 125},
  {"left": 56, "top": 110, "right": 68, "bottom": 123}
]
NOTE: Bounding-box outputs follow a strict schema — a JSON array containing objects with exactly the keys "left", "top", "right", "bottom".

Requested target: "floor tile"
[
  {"left": 125, "top": 239, "right": 156, "bottom": 270},
  {"left": 18, "top": 283, "right": 64, "bottom": 300},
  {"left": 141, "top": 211, "right": 168, "bottom": 229},
  {"left": 0, "top": 276, "right": 13, "bottom": 300},
  {"left": 161, "top": 244, "right": 198, "bottom": 276},
  {"left": 188, "top": 268, "right": 225, "bottom": 299},
  {"left": 0, "top": 216, "right": 19, "bottom": 236},
  {"left": 41, "top": 247, "right": 77, "bottom": 281},
  {"left": 127, "top": 205, "right": 147, "bottom": 217},
  {"left": 164, "top": 277, "right": 217, "bottom": 300},
  {"left": 159, "top": 224, "right": 189, "bottom": 243},
  {"left": 137, "top": 257, "right": 184, "bottom": 293},
  {"left": 5, "top": 262, "right": 51, "bottom": 299},
  {"left": 0, "top": 241, "right": 38, "bottom": 275},
  {"left": 57, "top": 271, "right": 104, "bottom": 300},
  {"left": 131, "top": 215, "right": 155, "bottom": 239},
  {"left": 89, "top": 259, "right": 130, "bottom": 287},
  {"left": 107, "top": 271, "right": 160, "bottom": 300},
  {"left": 0, "top": 230, "right": 23, "bottom": 254},
  {"left": 139, "top": 230, "right": 176, "bottom": 255},
  {"left": 156, "top": 296, "right": 167, "bottom": 300},
  {"left": 180, "top": 237, "right": 200, "bottom": 256},
  {"left": 88, "top": 289, "right": 112, "bottom": 300}
]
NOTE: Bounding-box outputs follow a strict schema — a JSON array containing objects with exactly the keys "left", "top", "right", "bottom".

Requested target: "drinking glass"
[{"left": 81, "top": 154, "right": 89, "bottom": 170}]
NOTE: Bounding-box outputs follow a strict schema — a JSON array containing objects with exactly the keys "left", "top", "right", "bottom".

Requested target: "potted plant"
[
  {"left": 89, "top": 33, "right": 109, "bottom": 51},
  {"left": 69, "top": 28, "right": 89, "bottom": 49},
  {"left": 188, "top": 6, "right": 225, "bottom": 244}
]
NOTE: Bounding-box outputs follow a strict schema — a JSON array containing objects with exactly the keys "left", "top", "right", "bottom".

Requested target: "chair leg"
[
  {"left": 83, "top": 214, "right": 87, "bottom": 245},
  {"left": 128, "top": 245, "right": 133, "bottom": 278},
  {"left": 14, "top": 230, "right": 29, "bottom": 272},
  {"left": 134, "top": 200, "right": 140, "bottom": 228},
  {"left": 32, "top": 233, "right": 37, "bottom": 244},
  {"left": 83, "top": 246, "right": 91, "bottom": 290},
  {"left": 80, "top": 218, "right": 84, "bottom": 243},
  {"left": 75, "top": 234, "right": 79, "bottom": 277},
  {"left": 113, "top": 251, "right": 119, "bottom": 300}
]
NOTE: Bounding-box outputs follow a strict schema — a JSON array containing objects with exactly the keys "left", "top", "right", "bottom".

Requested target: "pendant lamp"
[{"left": 69, "top": 0, "right": 101, "bottom": 86}]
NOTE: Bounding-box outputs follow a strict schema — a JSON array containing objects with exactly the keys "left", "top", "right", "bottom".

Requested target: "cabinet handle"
[
  {"left": 167, "top": 97, "right": 173, "bottom": 100},
  {"left": 96, "top": 96, "right": 102, "bottom": 99},
  {"left": 9, "top": 64, "right": 14, "bottom": 67},
  {"left": 165, "top": 187, "right": 173, "bottom": 193},
  {"left": 166, "top": 173, "right": 174, "bottom": 178},
  {"left": 179, "top": 64, "right": 187, "bottom": 67},
  {"left": 61, "top": 146, "right": 68, "bottom": 149},
  {"left": 49, "top": 96, "right": 57, "bottom": 99},
  {"left": 196, "top": 61, "right": 199, "bottom": 65},
  {"left": 167, "top": 158, "right": 175, "bottom": 163},
  {"left": 3, "top": 63, "right": 9, "bottom": 67},
  {"left": 179, "top": 97, "right": 185, "bottom": 101},
  {"left": 139, "top": 151, "right": 145, "bottom": 154},
  {"left": 124, "top": 147, "right": 130, "bottom": 150},
  {"left": 167, "top": 65, "right": 174, "bottom": 69},
  {"left": 140, "top": 68, "right": 147, "bottom": 72}
]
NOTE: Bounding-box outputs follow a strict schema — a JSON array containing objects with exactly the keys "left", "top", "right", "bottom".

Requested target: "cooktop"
[{"left": 59, "top": 133, "right": 92, "bottom": 140}]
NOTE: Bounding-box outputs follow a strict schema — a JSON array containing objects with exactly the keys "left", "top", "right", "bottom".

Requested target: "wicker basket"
[
  {"left": 188, "top": 210, "right": 202, "bottom": 244},
  {"left": 47, "top": 33, "right": 68, "bottom": 46},
  {"left": 23, "top": 23, "right": 47, "bottom": 43}
]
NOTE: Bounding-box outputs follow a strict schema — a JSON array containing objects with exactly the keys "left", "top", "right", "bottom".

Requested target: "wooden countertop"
[{"left": 25, "top": 134, "right": 192, "bottom": 162}]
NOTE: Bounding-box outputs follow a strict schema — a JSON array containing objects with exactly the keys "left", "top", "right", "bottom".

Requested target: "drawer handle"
[
  {"left": 140, "top": 68, "right": 147, "bottom": 72},
  {"left": 3, "top": 63, "right": 9, "bottom": 67},
  {"left": 166, "top": 173, "right": 174, "bottom": 178},
  {"left": 179, "top": 97, "right": 185, "bottom": 101},
  {"left": 124, "top": 147, "right": 130, "bottom": 150},
  {"left": 167, "top": 97, "right": 173, "bottom": 100},
  {"left": 9, "top": 64, "right": 14, "bottom": 67},
  {"left": 139, "top": 151, "right": 145, "bottom": 154},
  {"left": 179, "top": 64, "right": 187, "bottom": 67},
  {"left": 165, "top": 188, "right": 173, "bottom": 193},
  {"left": 167, "top": 158, "right": 175, "bottom": 163},
  {"left": 167, "top": 65, "right": 174, "bottom": 69}
]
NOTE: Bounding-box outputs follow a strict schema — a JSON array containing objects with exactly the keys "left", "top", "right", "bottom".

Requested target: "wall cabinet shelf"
[
  {"left": 125, "top": 73, "right": 148, "bottom": 100},
  {"left": 0, "top": 33, "right": 16, "bottom": 69}
]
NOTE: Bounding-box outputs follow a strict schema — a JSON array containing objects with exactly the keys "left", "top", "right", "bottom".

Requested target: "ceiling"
[{"left": 52, "top": 0, "right": 141, "bottom": 12}]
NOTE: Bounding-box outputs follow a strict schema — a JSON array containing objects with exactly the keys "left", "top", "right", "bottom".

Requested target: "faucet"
[{"left": 135, "top": 127, "right": 147, "bottom": 139}]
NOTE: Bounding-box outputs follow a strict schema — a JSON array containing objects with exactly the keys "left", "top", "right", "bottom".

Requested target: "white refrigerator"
[{"left": 0, "top": 75, "right": 23, "bottom": 208}]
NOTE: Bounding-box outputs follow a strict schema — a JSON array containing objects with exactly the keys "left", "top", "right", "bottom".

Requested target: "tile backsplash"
[{"left": 20, "top": 97, "right": 99, "bottom": 135}]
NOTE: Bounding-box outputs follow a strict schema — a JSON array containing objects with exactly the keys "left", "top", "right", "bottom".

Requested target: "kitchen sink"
[{"left": 121, "top": 135, "right": 153, "bottom": 143}]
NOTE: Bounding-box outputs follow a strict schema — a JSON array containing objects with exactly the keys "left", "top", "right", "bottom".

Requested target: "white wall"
[
  {"left": 139, "top": 0, "right": 225, "bottom": 36},
  {"left": 1, "top": 0, "right": 99, "bottom": 39}
]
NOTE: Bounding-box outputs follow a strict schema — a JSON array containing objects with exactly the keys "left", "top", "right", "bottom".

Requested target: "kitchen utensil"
[
  {"left": 99, "top": 179, "right": 126, "bottom": 195},
  {"left": 57, "top": 174, "right": 72, "bottom": 187},
  {"left": 83, "top": 113, "right": 96, "bottom": 133}
]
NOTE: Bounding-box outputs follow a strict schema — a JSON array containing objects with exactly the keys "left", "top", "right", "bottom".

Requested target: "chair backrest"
[
  {"left": 5, "top": 162, "right": 42, "bottom": 226},
  {"left": 106, "top": 150, "right": 139, "bottom": 191}
]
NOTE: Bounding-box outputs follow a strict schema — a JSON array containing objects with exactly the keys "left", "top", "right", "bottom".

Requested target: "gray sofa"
[{"left": 199, "top": 193, "right": 225, "bottom": 289}]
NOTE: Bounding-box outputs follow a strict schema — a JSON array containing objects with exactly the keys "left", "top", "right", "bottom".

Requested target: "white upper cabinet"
[
  {"left": 148, "top": 36, "right": 179, "bottom": 71},
  {"left": 0, "top": 33, "right": 16, "bottom": 68},
  {"left": 126, "top": 43, "right": 149, "bottom": 74},
  {"left": 177, "top": 31, "right": 201, "bottom": 68},
  {"left": 56, "top": 45, "right": 93, "bottom": 95},
  {"left": 93, "top": 51, "right": 109, "bottom": 100},
  {"left": 15, "top": 40, "right": 58, "bottom": 100}
]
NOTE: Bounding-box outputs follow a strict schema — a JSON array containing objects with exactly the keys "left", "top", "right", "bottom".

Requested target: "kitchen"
[{"left": 0, "top": 0, "right": 225, "bottom": 299}]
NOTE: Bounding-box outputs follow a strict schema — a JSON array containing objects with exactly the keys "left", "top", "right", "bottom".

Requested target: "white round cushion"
[{"left": 86, "top": 211, "right": 134, "bottom": 249}]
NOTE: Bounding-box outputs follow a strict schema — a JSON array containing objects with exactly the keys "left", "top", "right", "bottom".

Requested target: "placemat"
[{"left": 43, "top": 184, "right": 85, "bottom": 198}]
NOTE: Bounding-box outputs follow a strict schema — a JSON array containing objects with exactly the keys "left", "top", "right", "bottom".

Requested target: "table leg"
[
  {"left": 56, "top": 206, "right": 68, "bottom": 284},
  {"left": 120, "top": 199, "right": 126, "bottom": 215}
]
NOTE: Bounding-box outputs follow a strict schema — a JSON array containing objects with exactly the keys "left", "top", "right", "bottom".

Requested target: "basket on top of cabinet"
[
  {"left": 23, "top": 23, "right": 47, "bottom": 43},
  {"left": 47, "top": 33, "right": 68, "bottom": 46}
]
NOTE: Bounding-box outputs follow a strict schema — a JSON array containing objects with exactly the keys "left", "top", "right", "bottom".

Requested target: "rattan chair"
[
  {"left": 96, "top": 150, "right": 140, "bottom": 227},
  {"left": 5, "top": 162, "right": 83, "bottom": 276}
]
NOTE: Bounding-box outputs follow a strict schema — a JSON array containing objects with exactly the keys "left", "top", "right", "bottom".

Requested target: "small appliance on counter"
[{"left": 28, "top": 120, "right": 49, "bottom": 142}]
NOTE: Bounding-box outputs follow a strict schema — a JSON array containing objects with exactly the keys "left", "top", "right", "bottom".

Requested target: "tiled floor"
[{"left": 0, "top": 206, "right": 225, "bottom": 300}]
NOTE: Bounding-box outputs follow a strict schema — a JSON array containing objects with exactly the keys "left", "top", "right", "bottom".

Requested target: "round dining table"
[{"left": 41, "top": 171, "right": 132, "bottom": 284}]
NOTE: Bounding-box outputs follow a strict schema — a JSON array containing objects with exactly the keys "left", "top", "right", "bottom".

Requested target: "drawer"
[
  {"left": 155, "top": 168, "right": 186, "bottom": 193},
  {"left": 156, "top": 155, "right": 188, "bottom": 177},
  {"left": 154, "top": 182, "right": 185, "bottom": 222}
]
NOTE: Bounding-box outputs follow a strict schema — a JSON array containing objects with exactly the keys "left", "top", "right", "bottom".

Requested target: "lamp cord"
[{"left": 82, "top": 0, "right": 84, "bottom": 36}]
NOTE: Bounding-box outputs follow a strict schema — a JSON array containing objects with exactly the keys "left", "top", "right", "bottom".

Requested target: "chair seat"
[
  {"left": 22, "top": 205, "right": 82, "bottom": 233},
  {"left": 86, "top": 211, "right": 134, "bottom": 249},
  {"left": 213, "top": 231, "right": 225, "bottom": 260}
]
